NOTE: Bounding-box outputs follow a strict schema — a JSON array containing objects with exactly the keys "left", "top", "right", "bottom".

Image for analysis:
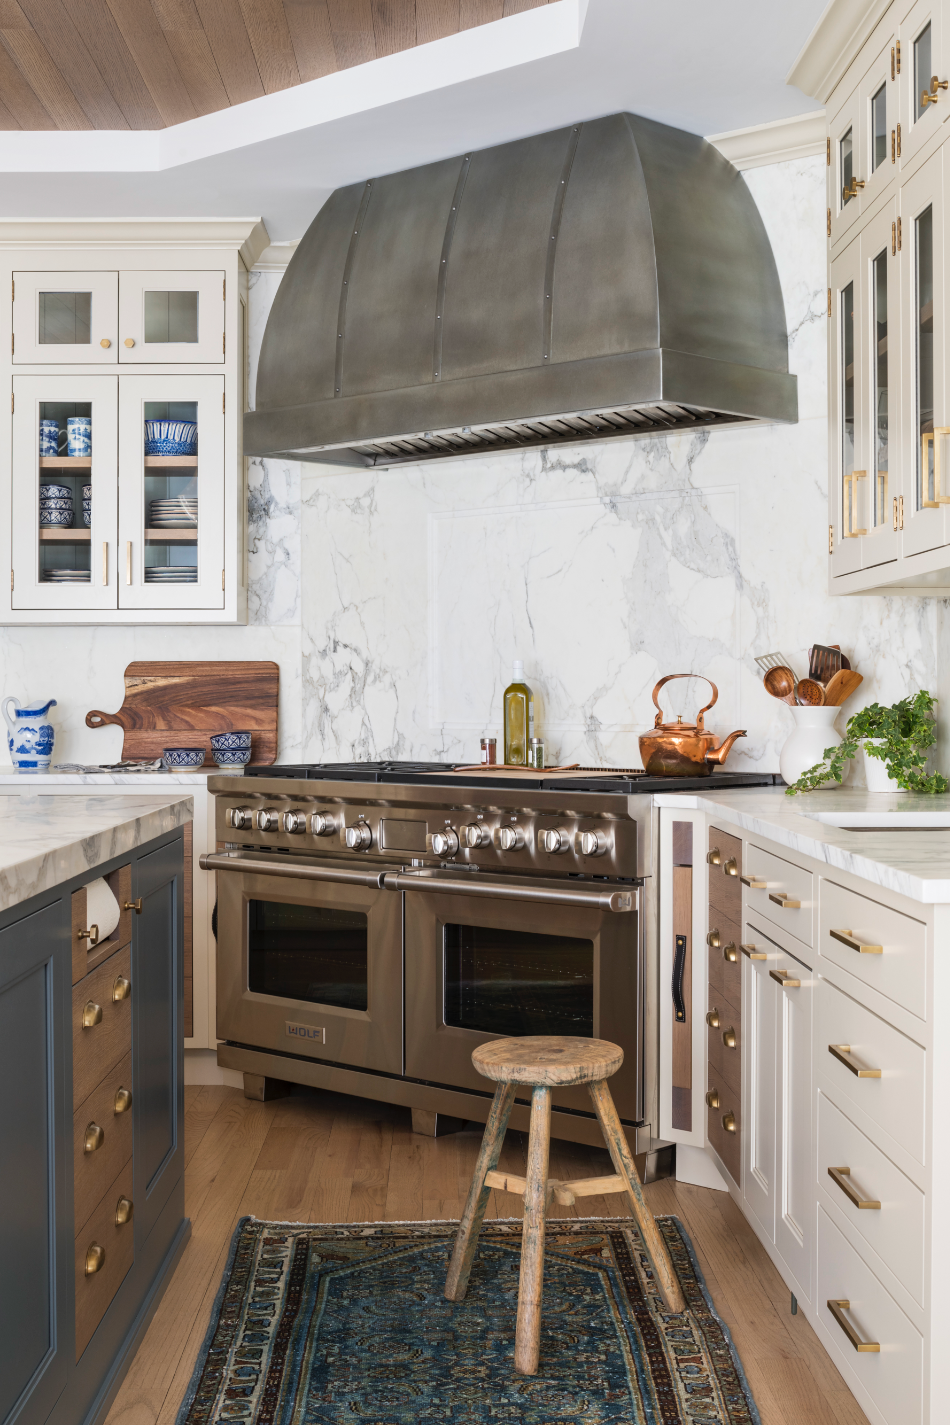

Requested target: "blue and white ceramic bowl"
[
  {"left": 66, "top": 417, "right": 91, "bottom": 457},
  {"left": 82, "top": 506, "right": 91, "bottom": 528},
  {"left": 212, "top": 747, "right": 252, "bottom": 767},
  {"left": 144, "top": 420, "right": 198, "bottom": 457},
  {"left": 82, "top": 485, "right": 91, "bottom": 500},
  {"left": 40, "top": 483, "right": 71, "bottom": 499},
  {"left": 39, "top": 507, "right": 73, "bottom": 527},
  {"left": 210, "top": 730, "right": 252, "bottom": 750},
  {"left": 161, "top": 747, "right": 206, "bottom": 769},
  {"left": 39, "top": 496, "right": 73, "bottom": 511}
]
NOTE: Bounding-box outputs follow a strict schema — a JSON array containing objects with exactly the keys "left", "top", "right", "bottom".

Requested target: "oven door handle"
[
  {"left": 380, "top": 871, "right": 636, "bottom": 912},
  {"left": 199, "top": 852, "right": 387, "bottom": 890}
]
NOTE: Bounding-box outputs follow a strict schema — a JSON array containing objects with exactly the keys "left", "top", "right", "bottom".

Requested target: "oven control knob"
[
  {"left": 310, "top": 812, "right": 336, "bottom": 837},
  {"left": 343, "top": 822, "right": 373, "bottom": 851},
  {"left": 227, "top": 806, "right": 253, "bottom": 830},
  {"left": 461, "top": 823, "right": 490, "bottom": 849},
  {"left": 282, "top": 810, "right": 307, "bottom": 834},
  {"left": 494, "top": 825, "right": 525, "bottom": 851},
  {"left": 256, "top": 809, "right": 280, "bottom": 832},
  {"left": 576, "top": 829, "right": 608, "bottom": 857},
  {"left": 427, "top": 828, "right": 459, "bottom": 857},
  {"left": 539, "top": 827, "right": 570, "bottom": 854}
]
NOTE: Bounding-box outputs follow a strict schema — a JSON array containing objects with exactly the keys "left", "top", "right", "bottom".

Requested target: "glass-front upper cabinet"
[
  {"left": 12, "top": 272, "right": 117, "bottom": 364},
  {"left": 117, "top": 375, "right": 224, "bottom": 610},
  {"left": 859, "top": 202, "right": 901, "bottom": 570},
  {"left": 11, "top": 375, "right": 118, "bottom": 610},
  {"left": 118, "top": 271, "right": 225, "bottom": 363},
  {"left": 831, "top": 90, "right": 864, "bottom": 246},
  {"left": 899, "top": 3, "right": 950, "bottom": 168},
  {"left": 830, "top": 39, "right": 897, "bottom": 249},
  {"left": 830, "top": 240, "right": 865, "bottom": 577}
]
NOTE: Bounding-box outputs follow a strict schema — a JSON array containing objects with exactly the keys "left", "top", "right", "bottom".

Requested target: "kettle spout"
[{"left": 706, "top": 730, "right": 747, "bottom": 765}]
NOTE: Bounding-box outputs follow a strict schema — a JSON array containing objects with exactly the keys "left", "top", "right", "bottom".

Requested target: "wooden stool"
[{"left": 444, "top": 1035, "right": 685, "bottom": 1375}]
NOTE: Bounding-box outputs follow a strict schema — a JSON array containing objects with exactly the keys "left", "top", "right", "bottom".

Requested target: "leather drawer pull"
[
  {"left": 770, "top": 968, "right": 801, "bottom": 988},
  {"left": 828, "top": 1165, "right": 880, "bottom": 1210},
  {"left": 830, "top": 928, "right": 883, "bottom": 955},
  {"left": 769, "top": 891, "right": 801, "bottom": 909},
  {"left": 829, "top": 1043, "right": 881, "bottom": 1078},
  {"left": 827, "top": 1299, "right": 880, "bottom": 1352}
]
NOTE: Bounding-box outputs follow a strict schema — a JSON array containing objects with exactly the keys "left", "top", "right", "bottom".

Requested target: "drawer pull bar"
[
  {"left": 769, "top": 892, "right": 801, "bottom": 909},
  {"left": 722, "top": 943, "right": 737, "bottom": 963},
  {"left": 81, "top": 1001, "right": 102, "bottom": 1029},
  {"left": 707, "top": 928, "right": 721, "bottom": 948},
  {"left": 722, "top": 1027, "right": 737, "bottom": 1049},
  {"left": 722, "top": 1111, "right": 737, "bottom": 1134},
  {"left": 706, "top": 1008, "right": 720, "bottom": 1028},
  {"left": 740, "top": 943, "right": 767, "bottom": 960},
  {"left": 85, "top": 1243, "right": 105, "bottom": 1276},
  {"left": 830, "top": 928, "right": 883, "bottom": 955},
  {"left": 723, "top": 857, "right": 738, "bottom": 877},
  {"left": 123, "top": 898, "right": 142, "bottom": 914},
  {"left": 827, "top": 1299, "right": 880, "bottom": 1352},
  {"left": 83, "top": 1122, "right": 104, "bottom": 1154},
  {"left": 770, "top": 968, "right": 801, "bottom": 988},
  {"left": 705, "top": 1088, "right": 720, "bottom": 1108},
  {"left": 829, "top": 1044, "right": 882, "bottom": 1078},
  {"left": 114, "top": 1087, "right": 132, "bottom": 1114},
  {"left": 112, "top": 975, "right": 131, "bottom": 1002},
  {"left": 77, "top": 923, "right": 100, "bottom": 946},
  {"left": 828, "top": 1165, "right": 881, "bottom": 1210},
  {"left": 115, "top": 1196, "right": 133, "bottom": 1227},
  {"left": 741, "top": 874, "right": 767, "bottom": 888}
]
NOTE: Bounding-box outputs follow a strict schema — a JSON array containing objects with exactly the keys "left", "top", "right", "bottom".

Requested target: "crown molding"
[
  {"left": 707, "top": 110, "right": 826, "bottom": 169},
  {"left": 786, "top": 0, "right": 891, "bottom": 104},
  {"left": 252, "top": 241, "right": 299, "bottom": 271},
  {"left": 0, "top": 218, "right": 269, "bottom": 267}
]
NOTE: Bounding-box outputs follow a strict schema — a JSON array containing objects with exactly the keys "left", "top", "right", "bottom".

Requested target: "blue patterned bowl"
[
  {"left": 210, "top": 730, "right": 252, "bottom": 750},
  {"left": 161, "top": 747, "right": 206, "bottom": 769},
  {"left": 212, "top": 748, "right": 252, "bottom": 766},
  {"left": 40, "top": 508, "right": 73, "bottom": 527},
  {"left": 40, "top": 483, "right": 72, "bottom": 499},
  {"left": 144, "top": 420, "right": 197, "bottom": 457},
  {"left": 39, "top": 496, "right": 73, "bottom": 511}
]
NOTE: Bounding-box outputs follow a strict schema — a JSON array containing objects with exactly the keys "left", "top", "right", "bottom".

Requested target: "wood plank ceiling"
[{"left": 0, "top": 0, "right": 550, "bottom": 130}]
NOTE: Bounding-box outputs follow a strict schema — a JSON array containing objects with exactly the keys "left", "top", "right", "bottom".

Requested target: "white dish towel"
[{"left": 86, "top": 877, "right": 121, "bottom": 943}]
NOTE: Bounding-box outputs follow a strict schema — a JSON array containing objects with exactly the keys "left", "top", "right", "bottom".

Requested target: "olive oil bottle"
[{"left": 503, "top": 660, "right": 534, "bottom": 765}]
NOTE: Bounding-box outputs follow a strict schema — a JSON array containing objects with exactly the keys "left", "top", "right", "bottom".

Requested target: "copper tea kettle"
[{"left": 638, "top": 675, "right": 746, "bottom": 777}]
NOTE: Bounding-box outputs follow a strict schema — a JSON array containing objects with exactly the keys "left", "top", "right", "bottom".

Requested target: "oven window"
[
  {"left": 443, "top": 924, "right": 594, "bottom": 1037},
  {"left": 247, "top": 900, "right": 368, "bottom": 1010}
]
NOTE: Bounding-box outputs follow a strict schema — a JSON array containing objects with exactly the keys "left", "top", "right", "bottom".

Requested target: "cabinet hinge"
[
  {"left": 826, "top": 137, "right": 831, "bottom": 165},
  {"left": 827, "top": 287, "right": 832, "bottom": 317},
  {"left": 828, "top": 524, "right": 833, "bottom": 554},
  {"left": 221, "top": 568, "right": 225, "bottom": 590},
  {"left": 896, "top": 40, "right": 901, "bottom": 73},
  {"left": 827, "top": 207, "right": 831, "bottom": 236},
  {"left": 898, "top": 494, "right": 904, "bottom": 529},
  {"left": 891, "top": 128, "right": 896, "bottom": 163},
  {"left": 896, "top": 122, "right": 901, "bottom": 156},
  {"left": 897, "top": 216, "right": 902, "bottom": 250},
  {"left": 893, "top": 496, "right": 899, "bottom": 531},
  {"left": 891, "top": 45, "right": 896, "bottom": 79}
]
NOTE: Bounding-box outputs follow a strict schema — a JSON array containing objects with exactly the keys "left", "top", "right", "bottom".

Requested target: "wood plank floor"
[{"left": 103, "top": 1085, "right": 869, "bottom": 1425}]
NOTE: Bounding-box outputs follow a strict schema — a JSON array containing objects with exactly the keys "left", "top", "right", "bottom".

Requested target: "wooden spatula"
[{"left": 823, "top": 669, "right": 863, "bottom": 706}]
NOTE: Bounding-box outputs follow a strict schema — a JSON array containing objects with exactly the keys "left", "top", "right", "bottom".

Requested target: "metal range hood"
[{"left": 246, "top": 112, "right": 797, "bottom": 467}]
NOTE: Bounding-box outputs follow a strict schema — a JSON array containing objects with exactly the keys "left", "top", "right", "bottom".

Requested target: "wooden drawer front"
[
  {"left": 708, "top": 987, "right": 741, "bottom": 1097},
  {"left": 820, "top": 880, "right": 926, "bottom": 1020},
  {"left": 817, "top": 1206, "right": 922, "bottom": 1424},
  {"left": 74, "top": 1160, "right": 134, "bottom": 1361},
  {"left": 818, "top": 1093, "right": 925, "bottom": 1306},
  {"left": 744, "top": 844, "right": 813, "bottom": 946},
  {"left": 72, "top": 946, "right": 131, "bottom": 1111},
  {"left": 707, "top": 910, "right": 741, "bottom": 1005},
  {"left": 817, "top": 979, "right": 925, "bottom": 1164},
  {"left": 73, "top": 1052, "right": 133, "bottom": 1235},
  {"left": 708, "top": 826, "right": 742, "bottom": 918},
  {"left": 706, "top": 1066, "right": 740, "bottom": 1184}
]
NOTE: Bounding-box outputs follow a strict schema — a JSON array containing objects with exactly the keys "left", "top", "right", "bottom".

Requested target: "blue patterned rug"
[{"left": 178, "top": 1216, "right": 761, "bottom": 1424}]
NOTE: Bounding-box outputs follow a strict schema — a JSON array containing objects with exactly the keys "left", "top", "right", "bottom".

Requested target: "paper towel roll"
[{"left": 86, "top": 877, "right": 120, "bottom": 944}]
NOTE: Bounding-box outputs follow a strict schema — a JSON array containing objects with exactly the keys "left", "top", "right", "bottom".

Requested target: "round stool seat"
[{"left": 472, "top": 1035, "right": 623, "bottom": 1088}]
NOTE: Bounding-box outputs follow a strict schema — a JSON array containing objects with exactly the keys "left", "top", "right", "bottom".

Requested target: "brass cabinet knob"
[
  {"left": 123, "top": 898, "right": 142, "bottom": 914},
  {"left": 723, "top": 857, "right": 738, "bottom": 877},
  {"left": 705, "top": 1088, "right": 720, "bottom": 1109},
  {"left": 77, "top": 924, "right": 100, "bottom": 946},
  {"left": 112, "top": 975, "right": 131, "bottom": 1002},
  {"left": 85, "top": 1243, "right": 105, "bottom": 1276},
  {"left": 83, "top": 1122, "right": 104, "bottom": 1154},
  {"left": 114, "top": 1196, "right": 133, "bottom": 1227},
  {"left": 100, "top": 338, "right": 111, "bottom": 348},
  {"left": 124, "top": 337, "right": 135, "bottom": 347},
  {"left": 722, "top": 1027, "right": 737, "bottom": 1050},
  {"left": 706, "top": 928, "right": 721, "bottom": 948},
  {"left": 722, "top": 1111, "right": 737, "bottom": 1134},
  {"left": 722, "top": 943, "right": 737, "bottom": 963},
  {"left": 82, "top": 1001, "right": 102, "bottom": 1029},
  {"left": 114, "top": 1086, "right": 132, "bottom": 1114},
  {"left": 705, "top": 1008, "right": 720, "bottom": 1028},
  {"left": 706, "top": 847, "right": 721, "bottom": 865}
]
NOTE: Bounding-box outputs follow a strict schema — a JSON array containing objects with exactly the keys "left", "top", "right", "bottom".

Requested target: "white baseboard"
[
  {"left": 184, "top": 1047, "right": 243, "bottom": 1087},
  {"left": 675, "top": 1143, "right": 731, "bottom": 1192}
]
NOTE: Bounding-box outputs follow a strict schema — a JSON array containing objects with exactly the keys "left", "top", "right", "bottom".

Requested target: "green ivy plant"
[{"left": 786, "top": 691, "right": 949, "bottom": 796}]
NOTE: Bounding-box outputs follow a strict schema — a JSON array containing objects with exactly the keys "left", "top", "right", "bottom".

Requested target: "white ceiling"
[{"left": 0, "top": 0, "right": 829, "bottom": 243}]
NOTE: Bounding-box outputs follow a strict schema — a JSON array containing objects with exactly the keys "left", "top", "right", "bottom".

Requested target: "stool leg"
[
  {"left": 445, "top": 1080, "right": 516, "bottom": 1302},
  {"left": 514, "top": 1084, "right": 551, "bottom": 1375},
  {"left": 588, "top": 1079, "right": 686, "bottom": 1314}
]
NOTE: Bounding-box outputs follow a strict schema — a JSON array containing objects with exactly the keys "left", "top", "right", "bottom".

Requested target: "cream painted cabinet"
[
  {"left": 742, "top": 943, "right": 777, "bottom": 1240},
  {"left": 118, "top": 270, "right": 226, "bottom": 364}
]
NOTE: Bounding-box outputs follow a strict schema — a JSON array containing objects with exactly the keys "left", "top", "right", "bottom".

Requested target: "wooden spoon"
[
  {"left": 763, "top": 665, "right": 797, "bottom": 704},
  {"left": 823, "top": 668, "right": 863, "bottom": 706},
  {"left": 796, "top": 677, "right": 826, "bottom": 706}
]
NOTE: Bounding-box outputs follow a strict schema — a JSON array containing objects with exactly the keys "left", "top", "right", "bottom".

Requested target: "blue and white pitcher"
[{"left": 3, "top": 697, "right": 57, "bottom": 772}]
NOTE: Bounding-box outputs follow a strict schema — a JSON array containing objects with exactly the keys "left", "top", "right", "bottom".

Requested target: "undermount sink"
[{"left": 803, "top": 811, "right": 950, "bottom": 830}]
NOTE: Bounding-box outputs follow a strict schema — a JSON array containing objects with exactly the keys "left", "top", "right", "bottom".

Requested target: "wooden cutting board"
[{"left": 85, "top": 661, "right": 279, "bottom": 766}]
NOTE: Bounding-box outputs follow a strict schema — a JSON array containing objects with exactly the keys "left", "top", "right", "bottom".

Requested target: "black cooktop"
[{"left": 242, "top": 760, "right": 781, "bottom": 794}]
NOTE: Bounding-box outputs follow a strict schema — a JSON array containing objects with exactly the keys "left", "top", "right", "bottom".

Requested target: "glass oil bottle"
[{"left": 503, "top": 660, "right": 534, "bottom": 765}]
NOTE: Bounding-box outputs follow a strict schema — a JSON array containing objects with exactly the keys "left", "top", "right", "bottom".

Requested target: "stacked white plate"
[
  {"left": 43, "top": 568, "right": 90, "bottom": 582},
  {"left": 144, "top": 565, "right": 198, "bottom": 583},
  {"left": 150, "top": 498, "right": 197, "bottom": 529}
]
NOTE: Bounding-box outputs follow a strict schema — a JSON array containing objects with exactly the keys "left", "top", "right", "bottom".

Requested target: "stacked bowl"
[
  {"left": 40, "top": 482, "right": 73, "bottom": 528},
  {"left": 210, "top": 731, "right": 252, "bottom": 767},
  {"left": 82, "top": 484, "right": 91, "bottom": 528},
  {"left": 144, "top": 420, "right": 197, "bottom": 456}
]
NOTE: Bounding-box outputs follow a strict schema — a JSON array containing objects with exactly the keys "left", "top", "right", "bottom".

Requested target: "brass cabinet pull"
[
  {"left": 830, "top": 928, "right": 883, "bottom": 955},
  {"left": 85, "top": 1243, "right": 105, "bottom": 1276},
  {"left": 740, "top": 943, "right": 767, "bottom": 960},
  {"left": 827, "top": 1299, "right": 880, "bottom": 1352},
  {"left": 769, "top": 891, "right": 801, "bottom": 909},
  {"left": 722, "top": 1111, "right": 737, "bottom": 1134},
  {"left": 828, "top": 1165, "right": 880, "bottom": 1210},
  {"left": 83, "top": 1122, "right": 104, "bottom": 1154},
  {"left": 842, "top": 176, "right": 866, "bottom": 199},
  {"left": 829, "top": 1043, "right": 881, "bottom": 1078},
  {"left": 123, "top": 898, "right": 142, "bottom": 914},
  {"left": 921, "top": 75, "right": 949, "bottom": 106},
  {"left": 82, "top": 1001, "right": 102, "bottom": 1029},
  {"left": 112, "top": 975, "right": 131, "bottom": 1002},
  {"left": 705, "top": 1088, "right": 720, "bottom": 1108},
  {"left": 114, "top": 1196, "right": 133, "bottom": 1227},
  {"left": 770, "top": 968, "right": 801, "bottom": 988},
  {"left": 706, "top": 928, "right": 721, "bottom": 948},
  {"left": 77, "top": 924, "right": 100, "bottom": 946},
  {"left": 722, "top": 1027, "right": 737, "bottom": 1049},
  {"left": 740, "top": 874, "right": 767, "bottom": 888},
  {"left": 114, "top": 1086, "right": 132, "bottom": 1114},
  {"left": 722, "top": 943, "right": 737, "bottom": 963},
  {"left": 707, "top": 847, "right": 721, "bottom": 866},
  {"left": 723, "top": 857, "right": 738, "bottom": 877},
  {"left": 706, "top": 1008, "right": 720, "bottom": 1028}
]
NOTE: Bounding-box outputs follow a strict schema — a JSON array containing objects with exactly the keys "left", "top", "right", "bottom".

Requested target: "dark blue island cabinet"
[{"left": 0, "top": 828, "right": 188, "bottom": 1425}]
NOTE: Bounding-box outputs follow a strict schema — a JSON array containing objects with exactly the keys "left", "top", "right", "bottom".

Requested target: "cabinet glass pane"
[
  {"left": 143, "top": 292, "right": 198, "bottom": 345},
  {"left": 38, "top": 292, "right": 90, "bottom": 345},
  {"left": 871, "top": 84, "right": 887, "bottom": 171},
  {"left": 873, "top": 249, "right": 889, "bottom": 525},
  {"left": 142, "top": 400, "right": 198, "bottom": 585},
  {"left": 916, "top": 206, "right": 934, "bottom": 509},
  {"left": 915, "top": 22, "right": 933, "bottom": 121},
  {"left": 841, "top": 280, "right": 856, "bottom": 536},
  {"left": 840, "top": 128, "right": 854, "bottom": 206},
  {"left": 37, "top": 402, "right": 91, "bottom": 585}
]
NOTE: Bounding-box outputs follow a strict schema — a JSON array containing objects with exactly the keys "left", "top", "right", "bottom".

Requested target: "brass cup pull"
[
  {"left": 828, "top": 1165, "right": 880, "bottom": 1210},
  {"left": 827, "top": 1299, "right": 880, "bottom": 1352},
  {"left": 77, "top": 924, "right": 100, "bottom": 946},
  {"left": 707, "top": 848, "right": 721, "bottom": 866},
  {"left": 723, "top": 857, "right": 738, "bottom": 877},
  {"left": 769, "top": 892, "right": 801, "bottom": 909},
  {"left": 124, "top": 898, "right": 142, "bottom": 914},
  {"left": 770, "top": 968, "right": 801, "bottom": 988},
  {"left": 83, "top": 1122, "right": 104, "bottom": 1154},
  {"left": 722, "top": 943, "right": 737, "bottom": 963},
  {"left": 82, "top": 1000, "right": 102, "bottom": 1029},
  {"left": 706, "top": 929, "right": 721, "bottom": 948},
  {"left": 829, "top": 1043, "right": 881, "bottom": 1078},
  {"left": 85, "top": 1243, "right": 105, "bottom": 1276},
  {"left": 722, "top": 1111, "right": 737, "bottom": 1134},
  {"left": 740, "top": 873, "right": 767, "bottom": 889},
  {"left": 114, "top": 1086, "right": 132, "bottom": 1114},
  {"left": 114, "top": 1196, "right": 133, "bottom": 1227},
  {"left": 705, "top": 1088, "right": 720, "bottom": 1108},
  {"left": 722, "top": 1027, "right": 737, "bottom": 1049},
  {"left": 706, "top": 1008, "right": 720, "bottom": 1028},
  {"left": 112, "top": 975, "right": 131, "bottom": 1002},
  {"left": 740, "top": 943, "right": 767, "bottom": 960},
  {"left": 830, "top": 928, "right": 883, "bottom": 955}
]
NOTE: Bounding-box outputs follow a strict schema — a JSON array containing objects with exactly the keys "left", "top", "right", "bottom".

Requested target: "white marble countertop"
[
  {"left": 0, "top": 792, "right": 193, "bottom": 915},
  {"left": 654, "top": 785, "right": 950, "bottom": 903},
  {"left": 0, "top": 766, "right": 243, "bottom": 786}
]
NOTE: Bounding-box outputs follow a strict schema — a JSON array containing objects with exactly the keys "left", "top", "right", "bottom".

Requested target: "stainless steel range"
[{"left": 203, "top": 762, "right": 774, "bottom": 1150}]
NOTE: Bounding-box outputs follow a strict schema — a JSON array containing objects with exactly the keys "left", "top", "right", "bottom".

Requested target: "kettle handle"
[
  {"left": 1, "top": 696, "right": 20, "bottom": 734},
  {"left": 652, "top": 674, "right": 718, "bottom": 730}
]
